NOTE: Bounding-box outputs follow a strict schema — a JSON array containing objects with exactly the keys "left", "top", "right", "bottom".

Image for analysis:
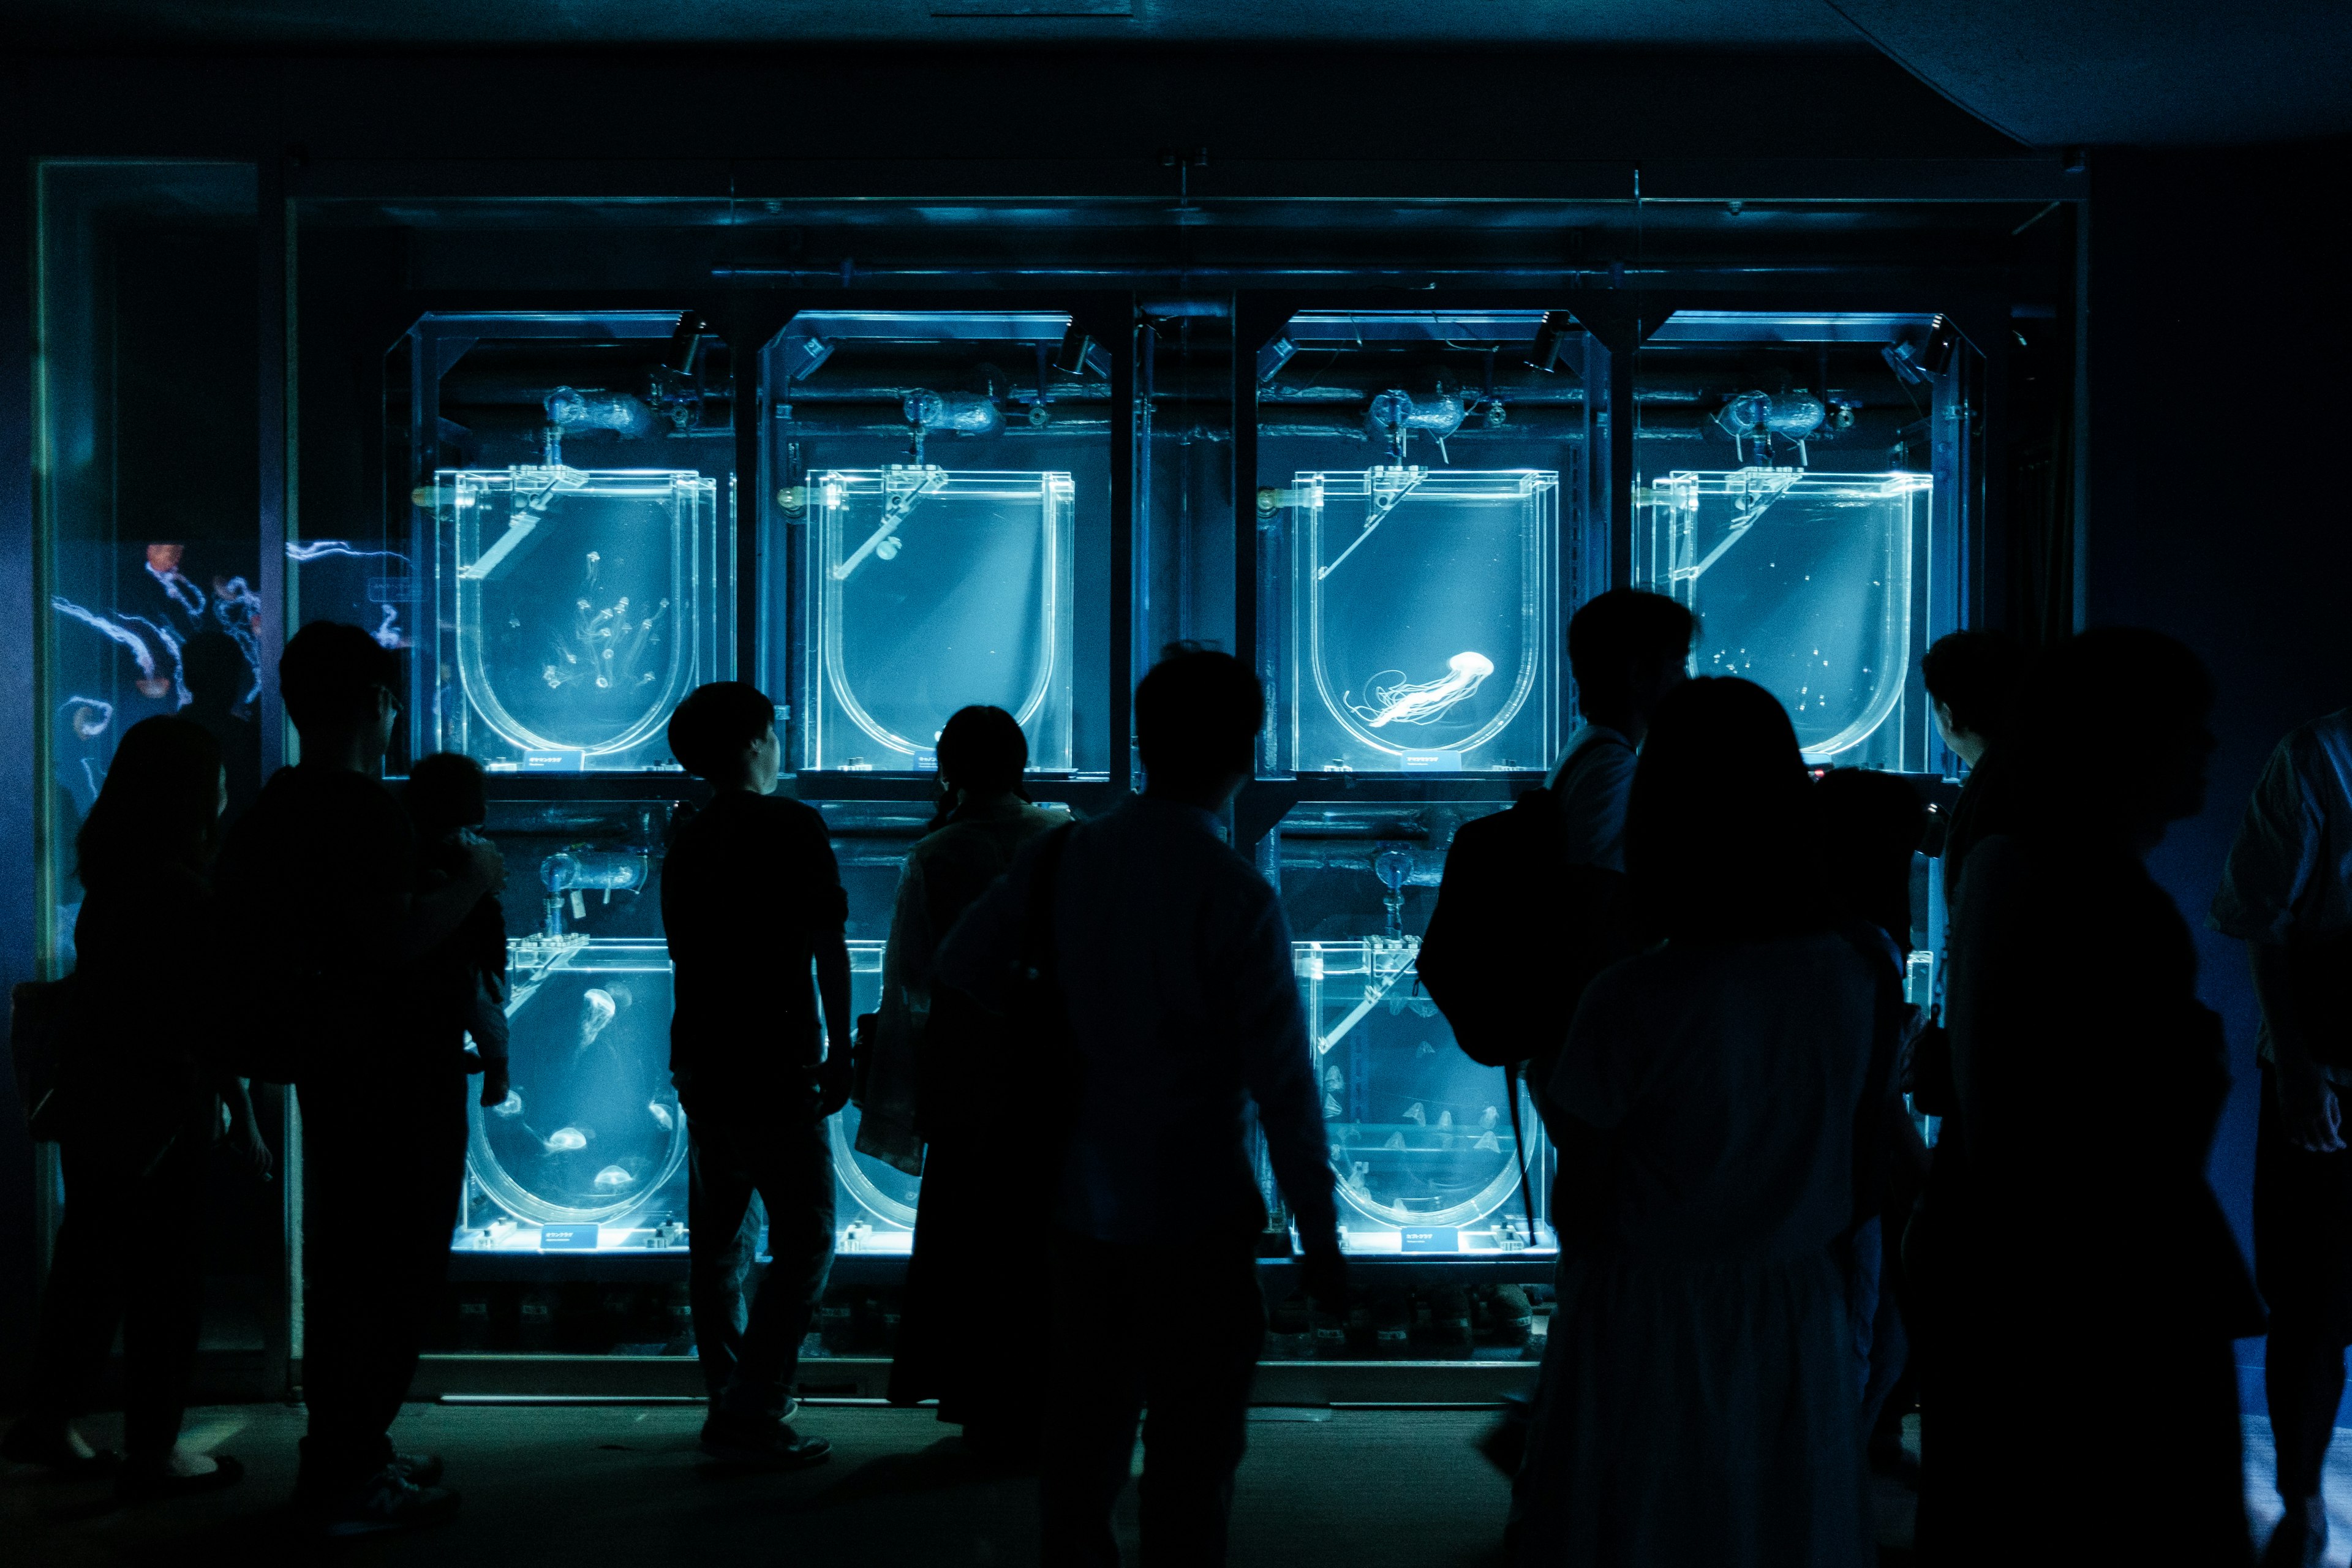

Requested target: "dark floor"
[{"left": 6, "top": 1402, "right": 2310, "bottom": 1565}]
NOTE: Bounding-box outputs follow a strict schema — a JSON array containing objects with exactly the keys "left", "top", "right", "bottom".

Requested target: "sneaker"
[
  {"left": 393, "top": 1451, "right": 445, "bottom": 1487},
  {"left": 314, "top": 1466, "right": 462, "bottom": 1537},
  {"left": 699, "top": 1412, "right": 831, "bottom": 1472}
]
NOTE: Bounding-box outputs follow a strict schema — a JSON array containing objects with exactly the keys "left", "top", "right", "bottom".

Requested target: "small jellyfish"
[
  {"left": 647, "top": 1100, "right": 674, "bottom": 1132},
  {"left": 579, "top": 989, "right": 617, "bottom": 1046},
  {"left": 1382, "top": 1131, "right": 1407, "bottom": 1150},
  {"left": 491, "top": 1091, "right": 524, "bottom": 1118},
  {"left": 1436, "top": 1109, "right": 1453, "bottom": 1130},
  {"left": 1324, "top": 1094, "right": 1344, "bottom": 1119},
  {"left": 1324, "top": 1065, "right": 1344, "bottom": 1093},
  {"left": 592, "top": 1164, "right": 635, "bottom": 1189},
  {"left": 1474, "top": 1129, "right": 1502, "bottom": 1152},
  {"left": 1479, "top": 1106, "right": 1500, "bottom": 1131},
  {"left": 545, "top": 1126, "right": 588, "bottom": 1152},
  {"left": 1415, "top": 1041, "right": 1437, "bottom": 1058},
  {"left": 1403, "top": 1103, "right": 1427, "bottom": 1126}
]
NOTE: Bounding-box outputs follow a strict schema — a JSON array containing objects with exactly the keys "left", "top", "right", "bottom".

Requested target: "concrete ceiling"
[
  {"left": 4, "top": 0, "right": 2345, "bottom": 147},
  {"left": 1830, "top": 0, "right": 2352, "bottom": 146}
]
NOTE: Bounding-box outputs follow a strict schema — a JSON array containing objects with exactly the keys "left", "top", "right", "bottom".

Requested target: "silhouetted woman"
[
  {"left": 865, "top": 706, "right": 1067, "bottom": 1458},
  {"left": 1516, "top": 677, "right": 1879, "bottom": 1567},
  {"left": 3, "top": 716, "right": 268, "bottom": 1495},
  {"left": 1916, "top": 630, "right": 2258, "bottom": 1565}
]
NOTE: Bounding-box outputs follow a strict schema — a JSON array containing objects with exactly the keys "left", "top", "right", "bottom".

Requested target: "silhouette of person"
[
  {"left": 660, "top": 681, "right": 852, "bottom": 1472},
  {"left": 1917, "top": 628, "right": 2259, "bottom": 1566},
  {"left": 178, "top": 628, "right": 262, "bottom": 827},
  {"left": 213, "top": 622, "right": 500, "bottom": 1535},
  {"left": 3, "top": 717, "right": 268, "bottom": 1496},
  {"left": 869, "top": 705, "right": 1069, "bottom": 1457},
  {"left": 1920, "top": 628, "right": 2030, "bottom": 912},
  {"left": 937, "top": 644, "right": 1345, "bottom": 1567},
  {"left": 1513, "top": 677, "right": 1879, "bottom": 1568},
  {"left": 2210, "top": 702, "right": 2352, "bottom": 1567},
  {"left": 404, "top": 753, "right": 513, "bottom": 1112}
]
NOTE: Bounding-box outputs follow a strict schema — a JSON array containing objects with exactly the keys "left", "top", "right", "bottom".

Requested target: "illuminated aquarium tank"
[
  {"left": 1295, "top": 938, "right": 1552, "bottom": 1254},
  {"left": 432, "top": 466, "right": 723, "bottom": 772},
  {"left": 1292, "top": 469, "right": 1559, "bottom": 774},
  {"left": 802, "top": 466, "right": 1074, "bottom": 772},
  {"left": 457, "top": 938, "right": 911, "bottom": 1253},
  {"left": 1638, "top": 468, "right": 1931, "bottom": 763}
]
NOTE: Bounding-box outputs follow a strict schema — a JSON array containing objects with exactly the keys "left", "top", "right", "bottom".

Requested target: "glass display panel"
[
  {"left": 803, "top": 467, "right": 1074, "bottom": 772},
  {"left": 435, "top": 466, "right": 721, "bottom": 771},
  {"left": 1637, "top": 468, "right": 1930, "bottom": 761},
  {"left": 1292, "top": 468, "right": 1558, "bottom": 774},
  {"left": 1295, "top": 938, "right": 1552, "bottom": 1255},
  {"left": 457, "top": 938, "right": 903, "bottom": 1253}
]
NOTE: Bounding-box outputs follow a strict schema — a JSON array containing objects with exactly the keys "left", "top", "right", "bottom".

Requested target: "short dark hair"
[
  {"left": 405, "top": 752, "right": 489, "bottom": 837},
  {"left": 179, "top": 628, "right": 254, "bottom": 709},
  {"left": 1920, "top": 630, "right": 2029, "bottom": 746},
  {"left": 280, "top": 620, "right": 401, "bottom": 734},
  {"left": 1816, "top": 766, "right": 1929, "bottom": 944},
  {"left": 1134, "top": 643, "right": 1263, "bottom": 788},
  {"left": 2016, "top": 627, "right": 2215, "bottom": 825},
  {"left": 666, "top": 682, "right": 776, "bottom": 780},
  {"left": 1569, "top": 590, "right": 1695, "bottom": 710}
]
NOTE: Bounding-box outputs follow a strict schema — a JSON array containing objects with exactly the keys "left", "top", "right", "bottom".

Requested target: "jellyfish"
[
  {"left": 1383, "top": 1131, "right": 1408, "bottom": 1150},
  {"left": 1436, "top": 1109, "right": 1453, "bottom": 1130},
  {"left": 1479, "top": 1106, "right": 1499, "bottom": 1131},
  {"left": 648, "top": 1100, "right": 674, "bottom": 1132},
  {"left": 1324, "top": 1065, "right": 1344, "bottom": 1093},
  {"left": 592, "top": 1164, "right": 635, "bottom": 1190},
  {"left": 1404, "top": 1103, "right": 1427, "bottom": 1126},
  {"left": 1324, "top": 1094, "right": 1344, "bottom": 1120},
  {"left": 1474, "top": 1129, "right": 1502, "bottom": 1152},
  {"left": 1415, "top": 1041, "right": 1437, "bottom": 1058},
  {"left": 1345, "top": 651, "right": 1494, "bottom": 730},
  {"left": 545, "top": 1126, "right": 589, "bottom": 1152},
  {"left": 579, "top": 989, "right": 617, "bottom": 1047},
  {"left": 491, "top": 1090, "right": 525, "bottom": 1118}
]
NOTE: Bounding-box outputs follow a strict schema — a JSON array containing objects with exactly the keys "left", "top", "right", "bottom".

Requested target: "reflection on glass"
[
  {"left": 1294, "top": 468, "right": 1558, "bottom": 774},
  {"left": 1295, "top": 939, "right": 1551, "bottom": 1254},
  {"left": 804, "top": 466, "right": 1074, "bottom": 772},
  {"left": 435, "top": 466, "right": 718, "bottom": 771},
  {"left": 1638, "top": 468, "right": 1929, "bottom": 760}
]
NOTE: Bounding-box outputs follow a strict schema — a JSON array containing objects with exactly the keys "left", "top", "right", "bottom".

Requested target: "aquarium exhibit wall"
[{"left": 26, "top": 166, "right": 1998, "bottom": 1378}]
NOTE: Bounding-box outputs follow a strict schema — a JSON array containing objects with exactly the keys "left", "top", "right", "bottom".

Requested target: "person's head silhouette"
[
  {"left": 666, "top": 682, "right": 782, "bottom": 794},
  {"left": 1568, "top": 589, "right": 1695, "bottom": 747},
  {"left": 2015, "top": 627, "right": 2216, "bottom": 849},
  {"left": 1135, "top": 643, "right": 1264, "bottom": 810},
  {"left": 931, "top": 705, "right": 1029, "bottom": 829},
  {"left": 1817, "top": 766, "right": 1929, "bottom": 948},
  {"left": 1921, "top": 629, "right": 2029, "bottom": 767},
  {"left": 77, "top": 715, "right": 225, "bottom": 889},
  {"left": 280, "top": 622, "right": 402, "bottom": 770},
  {"left": 406, "top": 752, "right": 491, "bottom": 840},
  {"left": 1625, "top": 676, "right": 1825, "bottom": 942}
]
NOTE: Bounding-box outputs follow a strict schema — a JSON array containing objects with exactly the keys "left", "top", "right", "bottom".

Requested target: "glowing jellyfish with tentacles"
[{"left": 1345, "top": 651, "right": 1494, "bottom": 730}]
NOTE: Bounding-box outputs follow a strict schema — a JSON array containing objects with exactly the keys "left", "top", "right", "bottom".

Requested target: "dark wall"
[{"left": 2083, "top": 143, "right": 2352, "bottom": 1361}]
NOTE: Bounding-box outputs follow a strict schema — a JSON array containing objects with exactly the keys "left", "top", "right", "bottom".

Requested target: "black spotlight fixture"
[
  {"left": 1526, "top": 310, "right": 1575, "bottom": 373},
  {"left": 1256, "top": 333, "right": 1297, "bottom": 386},
  {"left": 1883, "top": 315, "right": 1958, "bottom": 386}
]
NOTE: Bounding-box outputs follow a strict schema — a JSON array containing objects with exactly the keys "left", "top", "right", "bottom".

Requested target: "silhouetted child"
[{"left": 404, "top": 753, "right": 510, "bottom": 1104}]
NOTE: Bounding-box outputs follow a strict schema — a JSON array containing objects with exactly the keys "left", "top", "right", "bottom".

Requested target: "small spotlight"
[
  {"left": 1256, "top": 334, "right": 1297, "bottom": 386},
  {"left": 1526, "top": 310, "right": 1575, "bottom": 374},
  {"left": 1054, "top": 326, "right": 1110, "bottom": 379},
  {"left": 1882, "top": 316, "right": 1958, "bottom": 386},
  {"left": 778, "top": 332, "right": 833, "bottom": 384}
]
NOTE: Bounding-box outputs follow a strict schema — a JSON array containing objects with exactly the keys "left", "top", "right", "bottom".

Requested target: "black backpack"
[{"left": 1419, "top": 749, "right": 1634, "bottom": 1076}]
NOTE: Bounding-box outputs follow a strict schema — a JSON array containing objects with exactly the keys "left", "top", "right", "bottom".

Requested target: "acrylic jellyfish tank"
[
  {"left": 1295, "top": 939, "right": 1549, "bottom": 1253},
  {"left": 802, "top": 466, "right": 1075, "bottom": 772},
  {"left": 1293, "top": 468, "right": 1559, "bottom": 774},
  {"left": 434, "top": 466, "right": 720, "bottom": 771},
  {"left": 1638, "top": 468, "right": 1930, "bottom": 763},
  {"left": 466, "top": 939, "right": 687, "bottom": 1239}
]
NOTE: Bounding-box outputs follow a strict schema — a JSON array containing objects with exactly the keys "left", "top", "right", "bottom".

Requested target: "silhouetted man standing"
[
  {"left": 215, "top": 622, "right": 499, "bottom": 1535},
  {"left": 939, "top": 644, "right": 1344, "bottom": 1567}
]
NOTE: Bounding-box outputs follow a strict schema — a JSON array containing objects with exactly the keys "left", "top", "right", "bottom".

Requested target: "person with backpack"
[
  {"left": 1513, "top": 677, "right": 1882, "bottom": 1568},
  {"left": 660, "top": 682, "right": 855, "bottom": 1472},
  {"left": 934, "top": 644, "right": 1344, "bottom": 1567},
  {"left": 212, "top": 622, "right": 500, "bottom": 1535},
  {"left": 3, "top": 717, "right": 268, "bottom": 1494},
  {"left": 866, "top": 705, "right": 1069, "bottom": 1460}
]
